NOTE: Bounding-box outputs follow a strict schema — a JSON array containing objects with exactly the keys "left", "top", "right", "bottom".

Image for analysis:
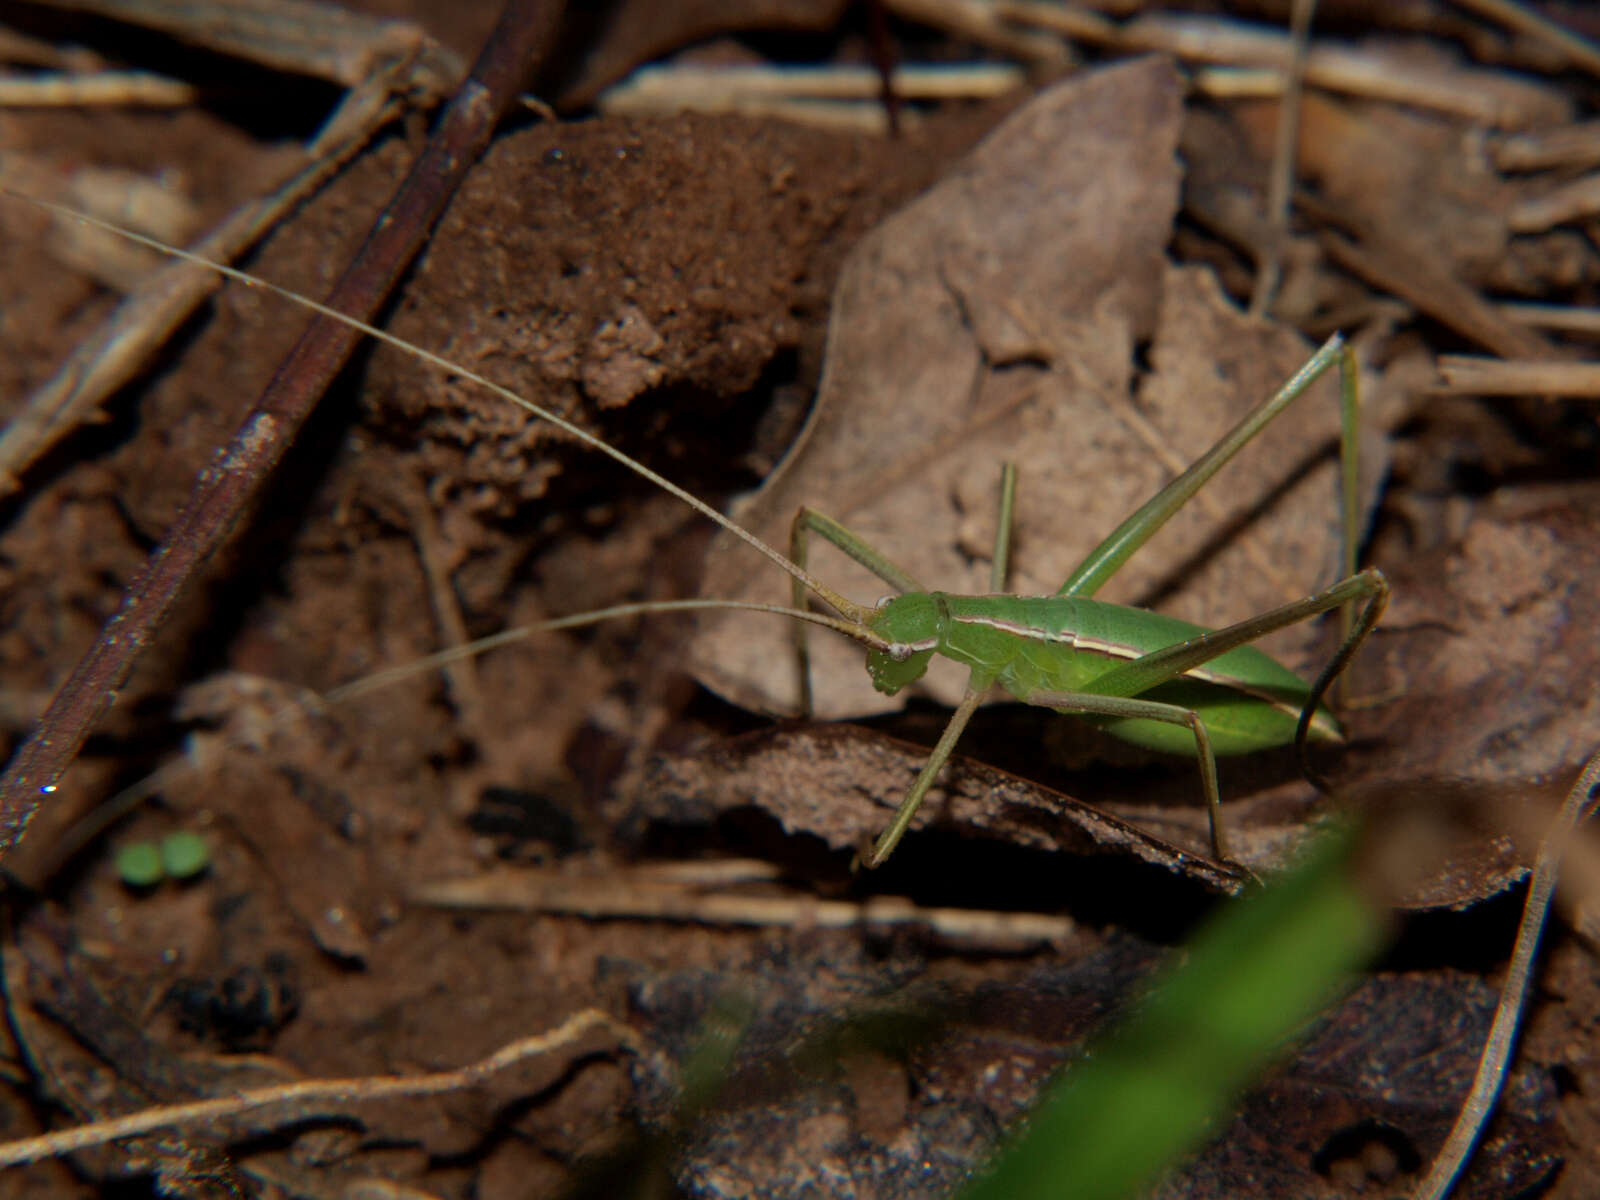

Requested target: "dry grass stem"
[
  {"left": 1448, "top": 0, "right": 1600, "bottom": 82},
  {"left": 1411, "top": 749, "right": 1600, "bottom": 1199},
  {"left": 413, "top": 862, "right": 1077, "bottom": 948},
  {"left": 993, "top": 1, "right": 1116, "bottom": 43},
  {"left": 599, "top": 63, "right": 1024, "bottom": 131},
  {"left": 1509, "top": 171, "right": 1600, "bottom": 232},
  {"left": 0, "top": 1009, "right": 639, "bottom": 1168},
  {"left": 1498, "top": 301, "right": 1600, "bottom": 335},
  {"left": 1492, "top": 120, "right": 1600, "bottom": 172},
  {"left": 882, "top": 0, "right": 1072, "bottom": 66},
  {"left": 1435, "top": 356, "right": 1600, "bottom": 397},
  {"left": 32, "top": 0, "right": 464, "bottom": 93},
  {"left": 1304, "top": 202, "right": 1553, "bottom": 360},
  {"left": 1248, "top": 0, "right": 1316, "bottom": 318},
  {"left": 0, "top": 70, "right": 196, "bottom": 106},
  {"left": 1042, "top": 11, "right": 1571, "bottom": 127}
]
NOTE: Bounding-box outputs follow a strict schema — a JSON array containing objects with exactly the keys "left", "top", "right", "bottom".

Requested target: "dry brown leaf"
[
  {"left": 1332, "top": 497, "right": 1600, "bottom": 909},
  {"left": 690, "top": 56, "right": 1353, "bottom": 722},
  {"left": 640, "top": 722, "right": 1256, "bottom": 889},
  {"left": 1273, "top": 93, "right": 1522, "bottom": 286},
  {"left": 1347, "top": 499, "right": 1599, "bottom": 781}
]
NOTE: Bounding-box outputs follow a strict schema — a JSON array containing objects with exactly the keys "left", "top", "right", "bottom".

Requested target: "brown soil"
[{"left": 0, "top": 5, "right": 1597, "bottom": 1200}]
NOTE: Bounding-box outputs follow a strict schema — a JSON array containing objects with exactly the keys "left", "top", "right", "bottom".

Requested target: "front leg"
[
  {"left": 861, "top": 687, "right": 985, "bottom": 870},
  {"left": 789, "top": 506, "right": 927, "bottom": 716}
]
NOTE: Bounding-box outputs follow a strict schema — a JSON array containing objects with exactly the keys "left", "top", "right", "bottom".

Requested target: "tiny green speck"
[
  {"left": 116, "top": 842, "right": 164, "bottom": 888},
  {"left": 159, "top": 831, "right": 211, "bottom": 879}
]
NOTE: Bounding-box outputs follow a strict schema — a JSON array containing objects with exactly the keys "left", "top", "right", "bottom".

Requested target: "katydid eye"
[{"left": 875, "top": 595, "right": 894, "bottom": 609}]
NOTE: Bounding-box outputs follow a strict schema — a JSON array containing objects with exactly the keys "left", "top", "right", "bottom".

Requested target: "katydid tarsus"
[{"left": 15, "top": 192, "right": 1389, "bottom": 871}]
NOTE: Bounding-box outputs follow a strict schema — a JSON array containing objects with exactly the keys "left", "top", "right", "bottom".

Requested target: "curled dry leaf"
[
  {"left": 690, "top": 56, "right": 1353, "bottom": 721},
  {"left": 638, "top": 722, "right": 1242, "bottom": 889}
]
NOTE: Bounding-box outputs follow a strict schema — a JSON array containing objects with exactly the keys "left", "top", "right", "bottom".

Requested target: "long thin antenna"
[
  {"left": 3, "top": 190, "right": 880, "bottom": 631},
  {"left": 327, "top": 598, "right": 894, "bottom": 703}
]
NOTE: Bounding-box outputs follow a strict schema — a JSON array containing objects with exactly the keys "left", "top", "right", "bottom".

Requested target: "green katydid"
[
  {"left": 13, "top": 192, "right": 1388, "bottom": 872},
  {"left": 784, "top": 334, "right": 1387, "bottom": 867}
]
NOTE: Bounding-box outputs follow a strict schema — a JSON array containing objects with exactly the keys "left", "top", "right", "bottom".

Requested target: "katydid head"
[{"left": 864, "top": 593, "right": 943, "bottom": 695}]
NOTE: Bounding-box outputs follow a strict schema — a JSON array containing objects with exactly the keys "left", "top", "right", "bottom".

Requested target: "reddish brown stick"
[{"left": 0, "top": 0, "right": 565, "bottom": 857}]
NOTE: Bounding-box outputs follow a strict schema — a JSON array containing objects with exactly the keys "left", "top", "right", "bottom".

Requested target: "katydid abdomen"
[{"left": 867, "top": 591, "right": 1343, "bottom": 758}]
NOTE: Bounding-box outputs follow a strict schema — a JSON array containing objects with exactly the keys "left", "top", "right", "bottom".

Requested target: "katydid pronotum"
[{"left": 14, "top": 192, "right": 1389, "bottom": 872}]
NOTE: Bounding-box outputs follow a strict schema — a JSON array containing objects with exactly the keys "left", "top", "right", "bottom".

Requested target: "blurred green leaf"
[{"left": 957, "top": 823, "right": 1388, "bottom": 1200}]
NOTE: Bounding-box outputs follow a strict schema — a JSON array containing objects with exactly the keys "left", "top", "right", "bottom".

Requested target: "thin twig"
[
  {"left": 30, "top": 0, "right": 465, "bottom": 93},
  {"left": 866, "top": 0, "right": 903, "bottom": 137},
  {"left": 602, "top": 62, "right": 1024, "bottom": 104},
  {"left": 1411, "top": 748, "right": 1600, "bottom": 1200},
  {"left": 1508, "top": 171, "right": 1600, "bottom": 233},
  {"left": 413, "top": 862, "right": 1077, "bottom": 948},
  {"left": 0, "top": 70, "right": 196, "bottom": 106},
  {"left": 380, "top": 475, "right": 485, "bottom": 734},
  {"left": 1249, "top": 0, "right": 1316, "bottom": 318},
  {"left": 1448, "top": 0, "right": 1600, "bottom": 83},
  {"left": 0, "top": 1008, "right": 637, "bottom": 1167},
  {"left": 597, "top": 62, "right": 1024, "bottom": 133},
  {"left": 992, "top": 1, "right": 1115, "bottom": 44},
  {"left": 1299, "top": 192, "right": 1554, "bottom": 361},
  {"left": 881, "top": 0, "right": 1072, "bottom": 67},
  {"left": 1492, "top": 120, "right": 1600, "bottom": 172},
  {"left": 1498, "top": 301, "right": 1600, "bottom": 336},
  {"left": 1006, "top": 7, "right": 1571, "bottom": 127},
  {"left": 0, "top": 0, "right": 566, "bottom": 857},
  {"left": 1435, "top": 356, "right": 1600, "bottom": 397}
]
